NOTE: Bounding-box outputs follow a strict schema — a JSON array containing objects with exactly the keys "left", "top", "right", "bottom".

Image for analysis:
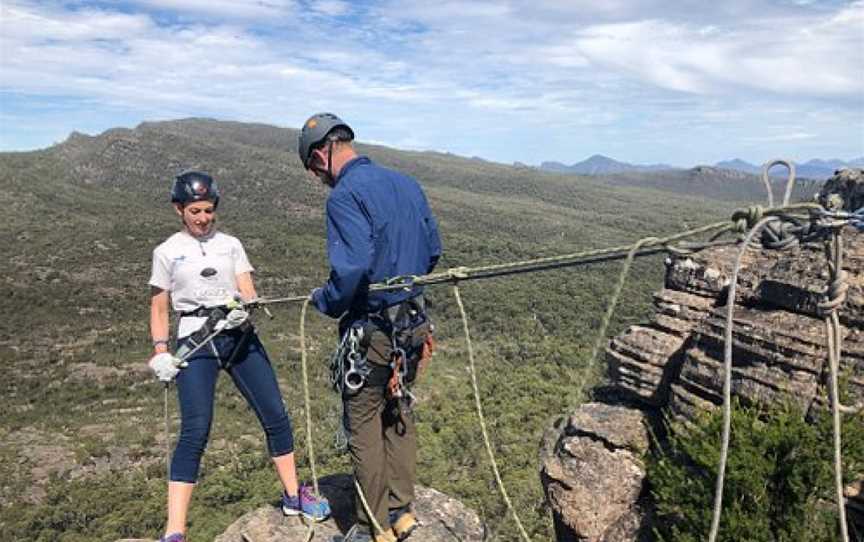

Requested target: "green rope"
[
  {"left": 587, "top": 236, "right": 660, "bottom": 366},
  {"left": 453, "top": 283, "right": 532, "bottom": 542},
  {"left": 369, "top": 204, "right": 822, "bottom": 294}
]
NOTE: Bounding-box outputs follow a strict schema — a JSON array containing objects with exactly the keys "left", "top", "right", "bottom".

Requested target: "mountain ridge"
[{"left": 540, "top": 154, "right": 863, "bottom": 180}]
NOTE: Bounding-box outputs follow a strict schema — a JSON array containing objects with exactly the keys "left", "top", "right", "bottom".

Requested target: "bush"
[{"left": 648, "top": 402, "right": 864, "bottom": 542}]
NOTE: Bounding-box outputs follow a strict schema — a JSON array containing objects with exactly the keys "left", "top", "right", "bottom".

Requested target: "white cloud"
[
  {"left": 131, "top": 0, "right": 297, "bottom": 19},
  {"left": 0, "top": 0, "right": 861, "bottom": 165},
  {"left": 571, "top": 5, "right": 863, "bottom": 98},
  {"left": 743, "top": 131, "right": 818, "bottom": 142},
  {"left": 1, "top": 2, "right": 153, "bottom": 41},
  {"left": 309, "top": 0, "right": 350, "bottom": 17}
]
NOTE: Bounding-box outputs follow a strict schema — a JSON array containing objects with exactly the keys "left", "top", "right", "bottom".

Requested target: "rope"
[
  {"left": 587, "top": 236, "right": 659, "bottom": 366},
  {"left": 354, "top": 477, "right": 387, "bottom": 538},
  {"left": 368, "top": 203, "right": 822, "bottom": 294},
  {"left": 267, "top": 200, "right": 840, "bottom": 541},
  {"left": 710, "top": 219, "right": 855, "bottom": 542},
  {"left": 761, "top": 159, "right": 796, "bottom": 208},
  {"left": 296, "top": 299, "right": 319, "bottom": 542},
  {"left": 453, "top": 283, "right": 532, "bottom": 542},
  {"left": 298, "top": 299, "right": 386, "bottom": 537},
  {"left": 826, "top": 310, "right": 850, "bottom": 542},
  {"left": 299, "top": 298, "right": 320, "bottom": 497},
  {"left": 709, "top": 215, "right": 780, "bottom": 542},
  {"left": 818, "top": 231, "right": 850, "bottom": 542}
]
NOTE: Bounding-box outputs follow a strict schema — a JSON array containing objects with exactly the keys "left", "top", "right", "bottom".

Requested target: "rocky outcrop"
[
  {"left": 116, "top": 474, "right": 483, "bottom": 542},
  {"left": 214, "top": 474, "right": 484, "bottom": 542},
  {"left": 541, "top": 169, "right": 864, "bottom": 540},
  {"left": 540, "top": 404, "right": 651, "bottom": 542}
]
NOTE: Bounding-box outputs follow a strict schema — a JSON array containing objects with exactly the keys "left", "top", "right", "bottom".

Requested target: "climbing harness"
[
  {"left": 379, "top": 296, "right": 430, "bottom": 406},
  {"left": 159, "top": 301, "right": 268, "bottom": 481}
]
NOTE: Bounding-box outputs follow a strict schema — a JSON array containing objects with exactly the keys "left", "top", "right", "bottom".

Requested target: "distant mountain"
[
  {"left": 713, "top": 158, "right": 862, "bottom": 180},
  {"left": 715, "top": 159, "right": 761, "bottom": 175},
  {"left": 540, "top": 154, "right": 676, "bottom": 175},
  {"left": 603, "top": 165, "right": 823, "bottom": 204},
  {"left": 540, "top": 154, "right": 861, "bottom": 181}
]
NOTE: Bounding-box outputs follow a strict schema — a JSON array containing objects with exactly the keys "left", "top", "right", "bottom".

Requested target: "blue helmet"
[{"left": 171, "top": 171, "right": 220, "bottom": 207}]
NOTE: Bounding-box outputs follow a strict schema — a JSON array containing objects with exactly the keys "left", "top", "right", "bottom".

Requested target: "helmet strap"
[
  {"left": 309, "top": 140, "right": 338, "bottom": 187},
  {"left": 326, "top": 139, "right": 335, "bottom": 183}
]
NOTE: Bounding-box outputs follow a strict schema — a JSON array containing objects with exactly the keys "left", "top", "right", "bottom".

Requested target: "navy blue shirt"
[{"left": 312, "top": 156, "right": 442, "bottom": 318}]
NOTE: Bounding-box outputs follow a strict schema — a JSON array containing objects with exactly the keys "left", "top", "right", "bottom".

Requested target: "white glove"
[
  {"left": 222, "top": 308, "right": 249, "bottom": 330},
  {"left": 148, "top": 353, "right": 187, "bottom": 382}
]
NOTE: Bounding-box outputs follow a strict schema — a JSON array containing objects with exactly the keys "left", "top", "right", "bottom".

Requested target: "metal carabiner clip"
[{"left": 344, "top": 352, "right": 366, "bottom": 393}]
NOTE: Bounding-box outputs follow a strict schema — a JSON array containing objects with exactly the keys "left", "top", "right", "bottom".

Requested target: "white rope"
[{"left": 709, "top": 215, "right": 779, "bottom": 542}]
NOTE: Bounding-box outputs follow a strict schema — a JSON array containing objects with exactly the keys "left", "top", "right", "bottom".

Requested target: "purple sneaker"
[
  {"left": 159, "top": 534, "right": 185, "bottom": 542},
  {"left": 282, "top": 484, "right": 331, "bottom": 522}
]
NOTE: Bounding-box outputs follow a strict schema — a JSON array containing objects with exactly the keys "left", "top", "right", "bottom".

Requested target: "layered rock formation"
[{"left": 541, "top": 169, "right": 864, "bottom": 541}]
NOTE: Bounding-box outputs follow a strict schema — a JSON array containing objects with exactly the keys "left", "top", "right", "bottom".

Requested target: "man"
[{"left": 298, "top": 112, "right": 442, "bottom": 542}]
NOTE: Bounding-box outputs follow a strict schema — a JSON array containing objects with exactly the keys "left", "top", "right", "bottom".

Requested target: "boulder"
[
  {"left": 213, "top": 474, "right": 484, "bottom": 542},
  {"left": 540, "top": 403, "right": 651, "bottom": 542}
]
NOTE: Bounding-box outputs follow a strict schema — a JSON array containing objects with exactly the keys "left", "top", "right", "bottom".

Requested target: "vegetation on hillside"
[
  {"left": 1, "top": 119, "right": 747, "bottom": 540},
  {"left": 649, "top": 402, "right": 864, "bottom": 542}
]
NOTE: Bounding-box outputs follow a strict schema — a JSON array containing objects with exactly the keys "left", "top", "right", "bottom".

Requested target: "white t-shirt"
[{"left": 149, "top": 230, "right": 254, "bottom": 338}]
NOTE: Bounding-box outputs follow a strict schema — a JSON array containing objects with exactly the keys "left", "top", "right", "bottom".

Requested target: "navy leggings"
[{"left": 170, "top": 329, "right": 295, "bottom": 483}]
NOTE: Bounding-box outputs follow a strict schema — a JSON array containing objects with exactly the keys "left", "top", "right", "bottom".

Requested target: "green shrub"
[{"left": 648, "top": 402, "right": 864, "bottom": 542}]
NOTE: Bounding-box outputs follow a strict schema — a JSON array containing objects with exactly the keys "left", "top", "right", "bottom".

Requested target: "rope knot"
[
  {"left": 385, "top": 274, "right": 418, "bottom": 291},
  {"left": 731, "top": 205, "right": 764, "bottom": 233},
  {"left": 817, "top": 268, "right": 849, "bottom": 316},
  {"left": 447, "top": 266, "right": 470, "bottom": 281}
]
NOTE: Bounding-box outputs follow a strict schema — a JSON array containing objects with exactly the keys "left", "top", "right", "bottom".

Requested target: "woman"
[{"left": 148, "top": 171, "right": 329, "bottom": 542}]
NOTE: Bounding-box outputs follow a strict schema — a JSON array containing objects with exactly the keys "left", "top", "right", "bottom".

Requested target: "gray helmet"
[
  {"left": 298, "top": 112, "right": 354, "bottom": 169},
  {"left": 171, "top": 171, "right": 220, "bottom": 207}
]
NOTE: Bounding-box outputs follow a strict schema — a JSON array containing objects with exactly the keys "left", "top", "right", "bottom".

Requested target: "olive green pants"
[
  {"left": 345, "top": 324, "right": 421, "bottom": 533},
  {"left": 345, "top": 384, "right": 416, "bottom": 533}
]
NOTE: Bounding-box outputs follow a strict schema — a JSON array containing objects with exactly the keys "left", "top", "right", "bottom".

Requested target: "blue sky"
[{"left": 1, "top": 0, "right": 862, "bottom": 167}]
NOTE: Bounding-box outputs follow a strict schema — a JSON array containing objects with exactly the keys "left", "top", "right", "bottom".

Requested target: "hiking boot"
[
  {"left": 390, "top": 509, "right": 418, "bottom": 541},
  {"left": 282, "top": 483, "right": 331, "bottom": 522},
  {"left": 159, "top": 534, "right": 185, "bottom": 542},
  {"left": 375, "top": 532, "right": 397, "bottom": 542}
]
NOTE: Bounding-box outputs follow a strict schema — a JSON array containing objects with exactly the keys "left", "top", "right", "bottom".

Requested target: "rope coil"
[{"left": 235, "top": 199, "right": 856, "bottom": 541}]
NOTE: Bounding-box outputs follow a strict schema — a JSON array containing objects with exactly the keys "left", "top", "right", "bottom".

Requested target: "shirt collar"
[{"left": 336, "top": 155, "right": 370, "bottom": 184}]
